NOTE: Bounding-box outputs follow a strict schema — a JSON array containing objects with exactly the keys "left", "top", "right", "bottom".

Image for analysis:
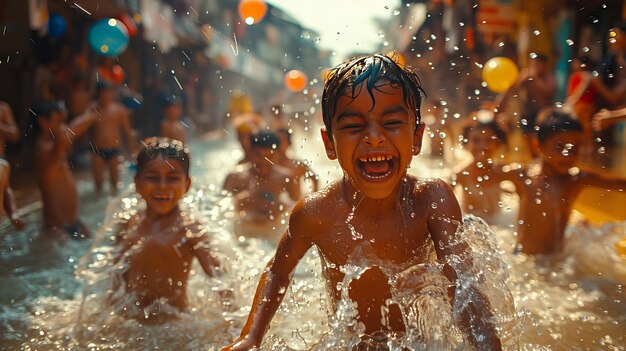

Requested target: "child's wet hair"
[
  {"left": 95, "top": 80, "right": 113, "bottom": 95},
  {"left": 537, "top": 110, "right": 583, "bottom": 144},
  {"left": 250, "top": 130, "right": 281, "bottom": 149},
  {"left": 322, "top": 54, "right": 426, "bottom": 137},
  {"left": 30, "top": 100, "right": 67, "bottom": 135},
  {"left": 462, "top": 120, "right": 507, "bottom": 144},
  {"left": 136, "top": 137, "right": 191, "bottom": 176}
]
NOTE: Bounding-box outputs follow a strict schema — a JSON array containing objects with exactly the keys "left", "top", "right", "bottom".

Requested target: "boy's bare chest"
[{"left": 313, "top": 211, "right": 431, "bottom": 266}]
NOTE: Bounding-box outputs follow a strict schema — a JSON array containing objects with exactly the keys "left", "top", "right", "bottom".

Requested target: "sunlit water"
[{"left": 1, "top": 129, "right": 625, "bottom": 350}]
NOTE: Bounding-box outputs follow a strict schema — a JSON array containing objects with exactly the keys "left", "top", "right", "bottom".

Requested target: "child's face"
[
  {"left": 467, "top": 127, "right": 500, "bottom": 161},
  {"left": 251, "top": 147, "right": 277, "bottom": 175},
  {"left": 540, "top": 131, "right": 582, "bottom": 173},
  {"left": 98, "top": 88, "right": 114, "bottom": 106},
  {"left": 39, "top": 110, "right": 67, "bottom": 132},
  {"left": 322, "top": 83, "right": 425, "bottom": 199},
  {"left": 165, "top": 103, "right": 182, "bottom": 120},
  {"left": 134, "top": 155, "right": 191, "bottom": 215}
]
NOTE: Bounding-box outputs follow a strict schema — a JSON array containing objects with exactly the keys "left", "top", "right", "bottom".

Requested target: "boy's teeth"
[{"left": 360, "top": 155, "right": 391, "bottom": 162}]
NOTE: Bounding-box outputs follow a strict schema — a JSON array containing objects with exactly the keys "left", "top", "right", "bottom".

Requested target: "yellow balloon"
[
  {"left": 482, "top": 57, "right": 519, "bottom": 93},
  {"left": 616, "top": 236, "right": 626, "bottom": 257}
]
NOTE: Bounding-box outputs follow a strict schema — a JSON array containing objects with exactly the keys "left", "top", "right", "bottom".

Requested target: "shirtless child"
[
  {"left": 222, "top": 55, "right": 502, "bottom": 350},
  {"left": 160, "top": 96, "right": 188, "bottom": 143},
  {"left": 111, "top": 138, "right": 222, "bottom": 320},
  {"left": 89, "top": 81, "right": 137, "bottom": 194},
  {"left": 33, "top": 101, "right": 97, "bottom": 238},
  {"left": 274, "top": 126, "right": 319, "bottom": 194},
  {"left": 0, "top": 101, "right": 24, "bottom": 229},
  {"left": 453, "top": 119, "right": 508, "bottom": 222},
  {"left": 489, "top": 111, "right": 626, "bottom": 255},
  {"left": 223, "top": 130, "right": 300, "bottom": 244}
]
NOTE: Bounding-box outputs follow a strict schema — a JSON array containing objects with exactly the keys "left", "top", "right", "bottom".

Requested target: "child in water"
[
  {"left": 111, "top": 137, "right": 222, "bottom": 320},
  {"left": 453, "top": 118, "right": 508, "bottom": 222},
  {"left": 160, "top": 96, "right": 188, "bottom": 143},
  {"left": 33, "top": 101, "right": 97, "bottom": 239},
  {"left": 222, "top": 55, "right": 502, "bottom": 350},
  {"left": 487, "top": 111, "right": 626, "bottom": 255},
  {"left": 223, "top": 130, "right": 300, "bottom": 244}
]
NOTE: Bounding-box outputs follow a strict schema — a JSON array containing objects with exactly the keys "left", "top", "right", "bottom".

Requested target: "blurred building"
[{"left": 0, "top": 0, "right": 331, "bottom": 166}]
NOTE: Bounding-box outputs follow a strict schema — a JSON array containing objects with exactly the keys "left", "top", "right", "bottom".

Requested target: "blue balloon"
[
  {"left": 88, "top": 18, "right": 129, "bottom": 57},
  {"left": 47, "top": 14, "right": 66, "bottom": 38}
]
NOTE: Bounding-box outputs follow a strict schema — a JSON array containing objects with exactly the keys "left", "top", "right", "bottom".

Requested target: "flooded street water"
[{"left": 1, "top": 127, "right": 624, "bottom": 350}]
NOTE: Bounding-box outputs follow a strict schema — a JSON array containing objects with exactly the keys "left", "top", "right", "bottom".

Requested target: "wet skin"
[
  {"left": 223, "top": 84, "right": 502, "bottom": 350},
  {"left": 115, "top": 156, "right": 220, "bottom": 316},
  {"left": 491, "top": 131, "right": 626, "bottom": 254}
]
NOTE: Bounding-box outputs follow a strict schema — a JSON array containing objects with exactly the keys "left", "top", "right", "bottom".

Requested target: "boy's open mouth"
[
  {"left": 152, "top": 194, "right": 172, "bottom": 202},
  {"left": 357, "top": 154, "right": 396, "bottom": 181}
]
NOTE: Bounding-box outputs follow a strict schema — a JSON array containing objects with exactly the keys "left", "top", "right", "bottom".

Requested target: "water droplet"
[
  {"left": 431, "top": 202, "right": 438, "bottom": 209},
  {"left": 393, "top": 10, "right": 400, "bottom": 16}
]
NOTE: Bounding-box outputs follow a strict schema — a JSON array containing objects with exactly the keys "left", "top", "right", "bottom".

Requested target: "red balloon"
[
  {"left": 284, "top": 70, "right": 308, "bottom": 92},
  {"left": 111, "top": 64, "right": 126, "bottom": 84},
  {"left": 117, "top": 13, "right": 137, "bottom": 37},
  {"left": 238, "top": 0, "right": 267, "bottom": 24}
]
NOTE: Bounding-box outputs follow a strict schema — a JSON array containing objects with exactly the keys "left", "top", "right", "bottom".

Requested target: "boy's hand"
[{"left": 592, "top": 109, "right": 611, "bottom": 131}]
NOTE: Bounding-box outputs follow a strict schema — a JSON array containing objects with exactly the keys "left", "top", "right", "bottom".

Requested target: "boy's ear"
[
  {"left": 185, "top": 177, "right": 191, "bottom": 193},
  {"left": 320, "top": 128, "right": 337, "bottom": 160},
  {"left": 412, "top": 122, "right": 426, "bottom": 155}
]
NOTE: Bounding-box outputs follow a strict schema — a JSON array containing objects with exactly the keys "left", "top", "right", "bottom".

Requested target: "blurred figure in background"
[
  {"left": 223, "top": 130, "right": 300, "bottom": 245},
  {"left": 88, "top": 81, "right": 137, "bottom": 195},
  {"left": 0, "top": 102, "right": 25, "bottom": 229},
  {"left": 160, "top": 96, "right": 189, "bottom": 143}
]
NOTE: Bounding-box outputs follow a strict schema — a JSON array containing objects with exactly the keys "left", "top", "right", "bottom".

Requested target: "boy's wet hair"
[
  {"left": 136, "top": 137, "right": 191, "bottom": 176},
  {"left": 95, "top": 80, "right": 113, "bottom": 95},
  {"left": 250, "top": 130, "right": 281, "bottom": 149},
  {"left": 162, "top": 94, "right": 180, "bottom": 109},
  {"left": 537, "top": 110, "right": 583, "bottom": 144},
  {"left": 322, "top": 54, "right": 426, "bottom": 137},
  {"left": 462, "top": 120, "right": 507, "bottom": 144}
]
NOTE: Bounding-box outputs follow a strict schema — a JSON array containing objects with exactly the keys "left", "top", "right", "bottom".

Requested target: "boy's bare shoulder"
[
  {"left": 289, "top": 180, "right": 342, "bottom": 231},
  {"left": 406, "top": 175, "right": 453, "bottom": 196}
]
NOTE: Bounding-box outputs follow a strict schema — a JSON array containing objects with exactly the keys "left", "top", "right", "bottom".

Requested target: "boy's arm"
[
  {"left": 4, "top": 187, "right": 25, "bottom": 230},
  {"left": 427, "top": 179, "right": 503, "bottom": 351},
  {"left": 222, "top": 201, "right": 314, "bottom": 351},
  {"left": 0, "top": 103, "right": 20, "bottom": 143},
  {"left": 189, "top": 227, "right": 222, "bottom": 277},
  {"left": 579, "top": 168, "right": 626, "bottom": 190},
  {"left": 592, "top": 108, "right": 626, "bottom": 131}
]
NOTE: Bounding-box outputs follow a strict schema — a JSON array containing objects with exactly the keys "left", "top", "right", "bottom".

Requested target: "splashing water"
[{"left": 2, "top": 136, "right": 625, "bottom": 350}]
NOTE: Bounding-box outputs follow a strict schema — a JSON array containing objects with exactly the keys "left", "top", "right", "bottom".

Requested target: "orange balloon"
[
  {"left": 284, "top": 70, "right": 308, "bottom": 92},
  {"left": 482, "top": 57, "right": 519, "bottom": 93},
  {"left": 238, "top": 0, "right": 268, "bottom": 25}
]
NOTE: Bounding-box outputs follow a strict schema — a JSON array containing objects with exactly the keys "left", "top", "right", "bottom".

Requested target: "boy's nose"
[{"left": 364, "top": 124, "right": 385, "bottom": 146}]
